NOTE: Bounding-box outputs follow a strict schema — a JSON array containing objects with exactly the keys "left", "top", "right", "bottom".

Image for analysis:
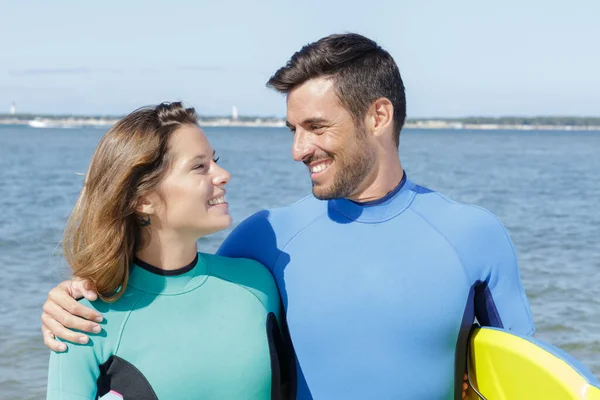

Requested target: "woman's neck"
[{"left": 135, "top": 229, "right": 199, "bottom": 271}]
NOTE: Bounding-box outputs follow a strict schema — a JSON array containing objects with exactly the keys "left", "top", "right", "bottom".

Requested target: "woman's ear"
[{"left": 135, "top": 195, "right": 155, "bottom": 216}]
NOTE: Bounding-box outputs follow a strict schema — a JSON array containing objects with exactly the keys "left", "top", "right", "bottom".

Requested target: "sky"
[{"left": 1, "top": 0, "right": 599, "bottom": 117}]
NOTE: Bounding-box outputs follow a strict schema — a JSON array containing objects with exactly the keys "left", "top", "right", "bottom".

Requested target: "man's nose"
[{"left": 292, "top": 128, "right": 314, "bottom": 162}]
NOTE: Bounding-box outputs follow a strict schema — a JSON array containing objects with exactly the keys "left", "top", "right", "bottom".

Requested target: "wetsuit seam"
[
  {"left": 208, "top": 272, "right": 273, "bottom": 315},
  {"left": 430, "top": 192, "right": 535, "bottom": 332},
  {"left": 462, "top": 203, "right": 533, "bottom": 321},
  {"left": 408, "top": 207, "right": 472, "bottom": 288},
  {"left": 329, "top": 189, "right": 417, "bottom": 224},
  {"left": 456, "top": 200, "right": 534, "bottom": 329},
  {"left": 272, "top": 210, "right": 329, "bottom": 275},
  {"left": 113, "top": 292, "right": 147, "bottom": 355}
]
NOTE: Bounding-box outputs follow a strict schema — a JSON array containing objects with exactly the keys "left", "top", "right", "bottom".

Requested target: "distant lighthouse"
[
  {"left": 9, "top": 102, "right": 16, "bottom": 115},
  {"left": 232, "top": 105, "right": 239, "bottom": 121}
]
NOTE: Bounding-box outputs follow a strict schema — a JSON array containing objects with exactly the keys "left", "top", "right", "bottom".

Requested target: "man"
[{"left": 41, "top": 33, "right": 534, "bottom": 399}]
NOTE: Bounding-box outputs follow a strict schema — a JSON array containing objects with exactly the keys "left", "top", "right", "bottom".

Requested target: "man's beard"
[{"left": 312, "top": 135, "right": 376, "bottom": 200}]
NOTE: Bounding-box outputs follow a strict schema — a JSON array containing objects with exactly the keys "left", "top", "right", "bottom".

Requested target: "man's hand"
[
  {"left": 41, "top": 278, "right": 103, "bottom": 352},
  {"left": 462, "top": 372, "right": 477, "bottom": 399}
]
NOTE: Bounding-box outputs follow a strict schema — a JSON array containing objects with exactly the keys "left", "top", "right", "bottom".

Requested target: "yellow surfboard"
[{"left": 467, "top": 327, "right": 600, "bottom": 400}]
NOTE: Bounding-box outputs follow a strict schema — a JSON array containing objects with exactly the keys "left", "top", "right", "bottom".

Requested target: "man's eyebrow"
[
  {"left": 286, "top": 118, "right": 329, "bottom": 129},
  {"left": 302, "top": 118, "right": 329, "bottom": 125}
]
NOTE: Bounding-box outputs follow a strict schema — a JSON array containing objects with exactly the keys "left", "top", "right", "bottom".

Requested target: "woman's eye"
[
  {"left": 192, "top": 164, "right": 206, "bottom": 170},
  {"left": 213, "top": 157, "right": 220, "bottom": 163}
]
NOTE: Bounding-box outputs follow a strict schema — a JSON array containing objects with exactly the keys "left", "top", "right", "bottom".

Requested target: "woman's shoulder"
[
  {"left": 77, "top": 286, "right": 146, "bottom": 334},
  {"left": 203, "top": 253, "right": 281, "bottom": 312}
]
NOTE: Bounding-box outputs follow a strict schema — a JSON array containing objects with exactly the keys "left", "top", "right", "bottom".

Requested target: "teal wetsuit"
[{"left": 47, "top": 253, "right": 291, "bottom": 400}]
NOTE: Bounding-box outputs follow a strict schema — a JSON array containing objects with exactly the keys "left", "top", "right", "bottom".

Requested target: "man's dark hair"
[{"left": 267, "top": 33, "right": 406, "bottom": 147}]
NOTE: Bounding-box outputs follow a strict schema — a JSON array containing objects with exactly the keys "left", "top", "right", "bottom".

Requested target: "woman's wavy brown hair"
[{"left": 63, "top": 102, "right": 197, "bottom": 302}]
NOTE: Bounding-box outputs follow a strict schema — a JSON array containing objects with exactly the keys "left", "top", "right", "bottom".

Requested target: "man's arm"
[
  {"left": 470, "top": 208, "right": 535, "bottom": 335},
  {"left": 217, "top": 210, "right": 281, "bottom": 273},
  {"left": 41, "top": 279, "right": 103, "bottom": 351}
]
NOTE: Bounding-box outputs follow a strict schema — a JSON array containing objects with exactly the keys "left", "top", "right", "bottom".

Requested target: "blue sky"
[{"left": 1, "top": 0, "right": 599, "bottom": 117}]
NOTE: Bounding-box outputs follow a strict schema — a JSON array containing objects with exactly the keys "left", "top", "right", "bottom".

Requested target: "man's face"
[{"left": 286, "top": 77, "right": 377, "bottom": 200}]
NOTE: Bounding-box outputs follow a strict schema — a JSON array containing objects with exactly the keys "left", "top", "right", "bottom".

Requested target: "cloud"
[{"left": 9, "top": 68, "right": 91, "bottom": 76}]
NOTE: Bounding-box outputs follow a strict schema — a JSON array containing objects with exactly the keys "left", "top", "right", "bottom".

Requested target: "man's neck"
[{"left": 349, "top": 156, "right": 404, "bottom": 203}]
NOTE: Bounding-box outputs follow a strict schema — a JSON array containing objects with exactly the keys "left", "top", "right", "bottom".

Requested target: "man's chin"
[{"left": 311, "top": 183, "right": 338, "bottom": 200}]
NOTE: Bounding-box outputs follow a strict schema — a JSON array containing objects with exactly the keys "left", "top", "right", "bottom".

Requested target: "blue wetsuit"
[{"left": 218, "top": 174, "right": 534, "bottom": 399}]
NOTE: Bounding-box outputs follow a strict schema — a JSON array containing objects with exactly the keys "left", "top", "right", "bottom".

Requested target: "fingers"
[
  {"left": 462, "top": 372, "right": 469, "bottom": 399},
  {"left": 41, "top": 311, "right": 91, "bottom": 346},
  {"left": 43, "top": 297, "right": 102, "bottom": 334},
  {"left": 72, "top": 277, "right": 99, "bottom": 302},
  {"left": 40, "top": 279, "right": 103, "bottom": 352},
  {"left": 49, "top": 282, "right": 103, "bottom": 323},
  {"left": 41, "top": 326, "right": 66, "bottom": 352}
]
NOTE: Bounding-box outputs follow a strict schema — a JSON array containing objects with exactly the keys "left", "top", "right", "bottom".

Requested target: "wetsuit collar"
[
  {"left": 329, "top": 172, "right": 416, "bottom": 223},
  {"left": 129, "top": 252, "right": 210, "bottom": 294},
  {"left": 350, "top": 172, "right": 407, "bottom": 206}
]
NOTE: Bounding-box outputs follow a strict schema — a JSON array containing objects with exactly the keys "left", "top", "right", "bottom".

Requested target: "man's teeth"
[
  {"left": 310, "top": 163, "right": 330, "bottom": 173},
  {"left": 208, "top": 196, "right": 226, "bottom": 206}
]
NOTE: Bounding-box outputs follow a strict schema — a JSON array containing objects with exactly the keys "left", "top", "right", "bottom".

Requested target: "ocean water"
[{"left": 0, "top": 125, "right": 598, "bottom": 399}]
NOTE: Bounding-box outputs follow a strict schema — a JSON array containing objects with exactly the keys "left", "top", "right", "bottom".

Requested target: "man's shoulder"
[
  {"left": 217, "top": 194, "right": 327, "bottom": 264},
  {"left": 409, "top": 183, "right": 516, "bottom": 279},
  {"left": 238, "top": 194, "right": 327, "bottom": 234},
  {"left": 409, "top": 183, "right": 507, "bottom": 240},
  {"left": 269, "top": 193, "right": 326, "bottom": 218}
]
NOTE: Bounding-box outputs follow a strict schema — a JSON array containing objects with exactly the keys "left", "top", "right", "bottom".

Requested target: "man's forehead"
[
  {"left": 288, "top": 77, "right": 335, "bottom": 101},
  {"left": 286, "top": 78, "right": 339, "bottom": 122}
]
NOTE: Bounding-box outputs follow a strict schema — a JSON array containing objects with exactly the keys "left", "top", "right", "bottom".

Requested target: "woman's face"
[{"left": 150, "top": 124, "right": 231, "bottom": 238}]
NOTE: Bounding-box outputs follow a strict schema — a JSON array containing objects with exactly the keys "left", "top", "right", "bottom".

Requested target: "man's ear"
[
  {"left": 372, "top": 98, "right": 394, "bottom": 137},
  {"left": 365, "top": 97, "right": 394, "bottom": 141}
]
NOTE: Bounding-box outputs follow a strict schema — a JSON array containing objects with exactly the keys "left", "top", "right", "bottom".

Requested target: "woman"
[{"left": 46, "top": 102, "right": 292, "bottom": 400}]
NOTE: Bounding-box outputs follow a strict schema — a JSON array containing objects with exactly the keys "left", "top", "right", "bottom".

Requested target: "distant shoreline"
[{"left": 1, "top": 116, "right": 599, "bottom": 132}]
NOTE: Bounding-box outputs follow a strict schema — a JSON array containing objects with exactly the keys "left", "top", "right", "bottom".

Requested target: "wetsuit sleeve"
[
  {"left": 223, "top": 257, "right": 295, "bottom": 399},
  {"left": 47, "top": 338, "right": 101, "bottom": 399},
  {"left": 258, "top": 270, "right": 296, "bottom": 400},
  {"left": 47, "top": 300, "right": 103, "bottom": 400},
  {"left": 217, "top": 210, "right": 280, "bottom": 273},
  {"left": 471, "top": 210, "right": 535, "bottom": 335}
]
